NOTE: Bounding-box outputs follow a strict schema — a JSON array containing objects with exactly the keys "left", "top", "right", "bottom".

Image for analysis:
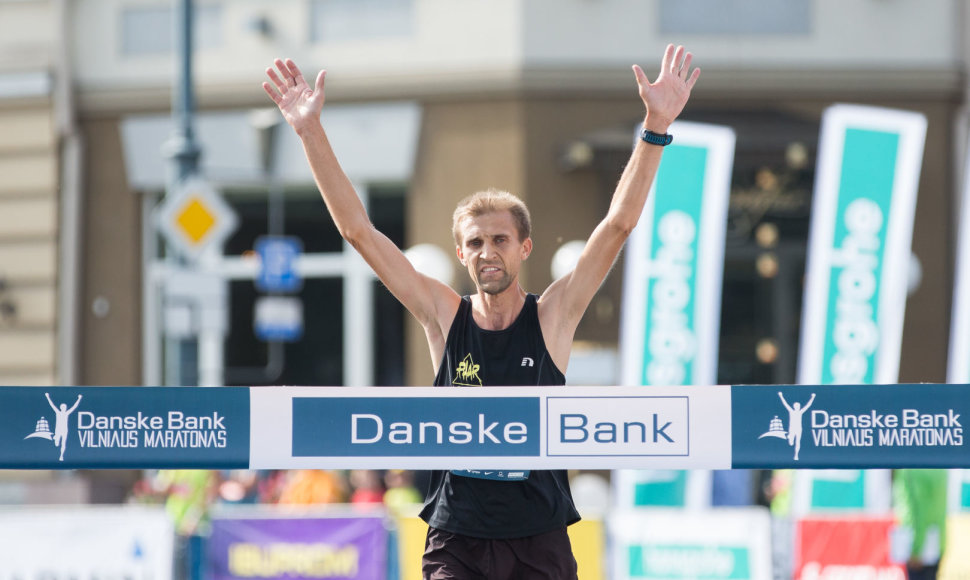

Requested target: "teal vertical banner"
[
  {"left": 799, "top": 105, "right": 926, "bottom": 387},
  {"left": 639, "top": 145, "right": 706, "bottom": 386},
  {"left": 819, "top": 129, "right": 898, "bottom": 385},
  {"left": 621, "top": 121, "right": 735, "bottom": 389},
  {"left": 619, "top": 121, "right": 735, "bottom": 508},
  {"left": 796, "top": 104, "right": 927, "bottom": 514}
]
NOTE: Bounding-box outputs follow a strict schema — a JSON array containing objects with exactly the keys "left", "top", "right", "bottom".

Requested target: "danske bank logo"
[
  {"left": 23, "top": 391, "right": 230, "bottom": 463},
  {"left": 759, "top": 389, "right": 964, "bottom": 460},
  {"left": 292, "top": 397, "right": 541, "bottom": 457},
  {"left": 24, "top": 392, "right": 83, "bottom": 461},
  {"left": 547, "top": 396, "right": 689, "bottom": 457}
]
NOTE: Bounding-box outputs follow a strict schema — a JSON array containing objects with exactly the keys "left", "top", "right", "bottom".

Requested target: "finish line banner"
[{"left": 0, "top": 384, "right": 967, "bottom": 469}]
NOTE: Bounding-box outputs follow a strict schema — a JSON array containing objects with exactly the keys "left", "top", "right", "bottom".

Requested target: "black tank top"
[{"left": 418, "top": 293, "right": 581, "bottom": 538}]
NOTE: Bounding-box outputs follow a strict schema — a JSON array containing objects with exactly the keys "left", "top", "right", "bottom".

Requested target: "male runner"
[{"left": 263, "top": 44, "right": 699, "bottom": 578}]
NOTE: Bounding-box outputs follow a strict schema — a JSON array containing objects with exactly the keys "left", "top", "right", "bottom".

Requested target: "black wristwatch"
[{"left": 640, "top": 127, "right": 673, "bottom": 146}]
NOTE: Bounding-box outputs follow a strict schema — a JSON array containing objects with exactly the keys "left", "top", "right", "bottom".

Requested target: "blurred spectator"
[
  {"left": 153, "top": 469, "right": 220, "bottom": 536},
  {"left": 712, "top": 470, "right": 754, "bottom": 506},
  {"left": 383, "top": 469, "right": 423, "bottom": 512},
  {"left": 765, "top": 469, "right": 794, "bottom": 516},
  {"left": 152, "top": 469, "right": 220, "bottom": 580},
  {"left": 218, "top": 470, "right": 260, "bottom": 504},
  {"left": 257, "top": 469, "right": 288, "bottom": 503},
  {"left": 893, "top": 469, "right": 947, "bottom": 580},
  {"left": 128, "top": 472, "right": 159, "bottom": 504},
  {"left": 278, "top": 469, "right": 346, "bottom": 505},
  {"left": 349, "top": 469, "right": 385, "bottom": 504}
]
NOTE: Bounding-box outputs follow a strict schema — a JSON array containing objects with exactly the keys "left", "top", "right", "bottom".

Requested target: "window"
[
  {"left": 310, "top": 0, "right": 413, "bottom": 43},
  {"left": 660, "top": 0, "right": 811, "bottom": 35},
  {"left": 218, "top": 189, "right": 406, "bottom": 387},
  {"left": 121, "top": 3, "right": 222, "bottom": 56}
]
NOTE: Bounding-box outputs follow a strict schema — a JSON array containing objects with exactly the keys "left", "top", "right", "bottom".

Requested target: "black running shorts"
[{"left": 422, "top": 526, "right": 579, "bottom": 580}]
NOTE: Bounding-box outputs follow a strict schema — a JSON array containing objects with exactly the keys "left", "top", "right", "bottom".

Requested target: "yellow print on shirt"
[{"left": 454, "top": 353, "right": 483, "bottom": 386}]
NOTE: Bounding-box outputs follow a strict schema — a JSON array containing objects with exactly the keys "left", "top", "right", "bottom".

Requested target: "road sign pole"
[
  {"left": 165, "top": 0, "right": 200, "bottom": 184},
  {"left": 198, "top": 250, "right": 226, "bottom": 387},
  {"left": 160, "top": 0, "right": 202, "bottom": 387}
]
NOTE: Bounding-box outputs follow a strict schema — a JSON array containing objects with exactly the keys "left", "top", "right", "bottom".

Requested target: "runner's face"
[{"left": 456, "top": 211, "right": 531, "bottom": 295}]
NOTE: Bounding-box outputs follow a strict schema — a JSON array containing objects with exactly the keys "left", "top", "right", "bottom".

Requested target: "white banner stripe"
[{"left": 876, "top": 109, "right": 927, "bottom": 383}]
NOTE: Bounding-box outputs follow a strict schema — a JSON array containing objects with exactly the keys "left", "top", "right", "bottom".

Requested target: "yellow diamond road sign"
[
  {"left": 156, "top": 177, "right": 238, "bottom": 260},
  {"left": 177, "top": 198, "right": 217, "bottom": 243}
]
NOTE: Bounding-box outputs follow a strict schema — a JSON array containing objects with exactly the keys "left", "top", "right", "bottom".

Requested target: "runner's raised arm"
[
  {"left": 262, "top": 59, "right": 460, "bottom": 370},
  {"left": 538, "top": 44, "right": 700, "bottom": 372}
]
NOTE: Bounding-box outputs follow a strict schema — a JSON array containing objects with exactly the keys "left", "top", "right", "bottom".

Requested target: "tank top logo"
[{"left": 453, "top": 353, "right": 483, "bottom": 386}]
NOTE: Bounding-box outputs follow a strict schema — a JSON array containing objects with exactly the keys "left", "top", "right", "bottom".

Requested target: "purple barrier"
[{"left": 207, "top": 514, "right": 389, "bottom": 580}]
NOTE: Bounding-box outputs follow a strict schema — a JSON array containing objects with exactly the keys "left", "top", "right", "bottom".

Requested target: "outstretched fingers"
[
  {"left": 284, "top": 58, "right": 306, "bottom": 88},
  {"left": 632, "top": 64, "right": 648, "bottom": 86},
  {"left": 657, "top": 45, "right": 701, "bottom": 89},
  {"left": 315, "top": 69, "right": 327, "bottom": 93},
  {"left": 266, "top": 64, "right": 286, "bottom": 92},
  {"left": 678, "top": 52, "right": 693, "bottom": 80},
  {"left": 263, "top": 58, "right": 320, "bottom": 104},
  {"left": 632, "top": 64, "right": 652, "bottom": 100},
  {"left": 669, "top": 45, "right": 685, "bottom": 75},
  {"left": 261, "top": 80, "right": 281, "bottom": 104},
  {"left": 685, "top": 66, "right": 701, "bottom": 90},
  {"left": 274, "top": 58, "right": 296, "bottom": 86},
  {"left": 660, "top": 43, "right": 675, "bottom": 73}
]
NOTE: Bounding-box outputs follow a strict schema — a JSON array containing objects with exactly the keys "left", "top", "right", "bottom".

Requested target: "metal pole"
[
  {"left": 250, "top": 108, "right": 285, "bottom": 236},
  {"left": 166, "top": 0, "right": 200, "bottom": 183},
  {"left": 163, "top": 0, "right": 220, "bottom": 387}
]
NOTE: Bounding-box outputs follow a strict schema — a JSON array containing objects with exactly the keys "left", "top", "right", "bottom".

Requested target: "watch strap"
[{"left": 640, "top": 127, "right": 673, "bottom": 146}]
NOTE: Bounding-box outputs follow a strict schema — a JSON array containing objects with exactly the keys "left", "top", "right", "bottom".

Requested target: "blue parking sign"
[{"left": 255, "top": 236, "right": 303, "bottom": 293}]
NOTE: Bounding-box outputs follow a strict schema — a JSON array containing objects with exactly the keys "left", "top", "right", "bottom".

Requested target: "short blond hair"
[{"left": 452, "top": 189, "right": 532, "bottom": 245}]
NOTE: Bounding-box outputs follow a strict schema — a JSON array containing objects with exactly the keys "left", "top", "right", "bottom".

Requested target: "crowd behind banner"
[
  {"left": 0, "top": 467, "right": 960, "bottom": 580},
  {"left": 130, "top": 469, "right": 425, "bottom": 514},
  {"left": 79, "top": 467, "right": 957, "bottom": 580},
  {"left": 129, "top": 468, "right": 424, "bottom": 580}
]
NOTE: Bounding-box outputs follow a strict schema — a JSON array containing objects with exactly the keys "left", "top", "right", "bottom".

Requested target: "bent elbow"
[
  {"left": 337, "top": 220, "right": 373, "bottom": 249},
  {"left": 606, "top": 213, "right": 637, "bottom": 239}
]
